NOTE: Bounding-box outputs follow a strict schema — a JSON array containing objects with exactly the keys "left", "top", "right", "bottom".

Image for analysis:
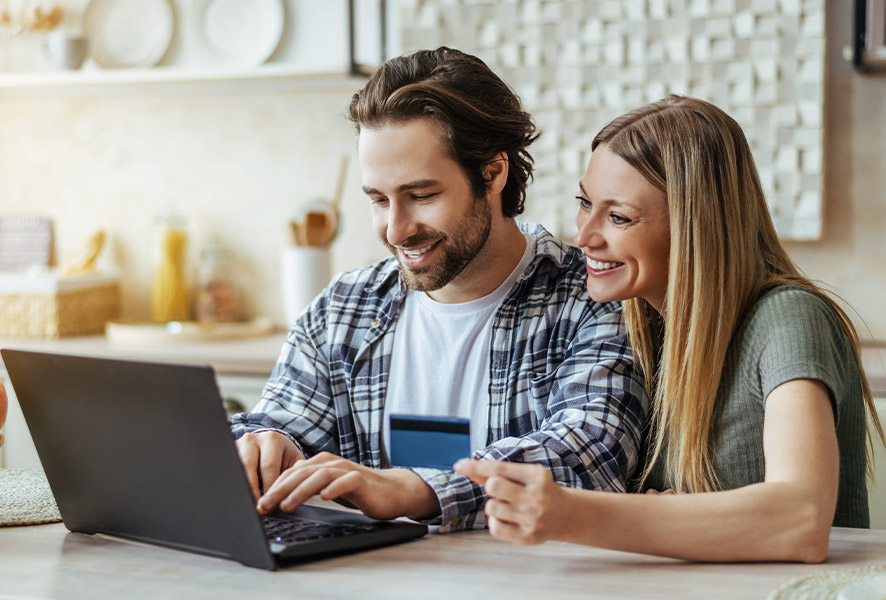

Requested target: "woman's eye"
[
  {"left": 576, "top": 196, "right": 591, "bottom": 210},
  {"left": 610, "top": 214, "right": 631, "bottom": 225}
]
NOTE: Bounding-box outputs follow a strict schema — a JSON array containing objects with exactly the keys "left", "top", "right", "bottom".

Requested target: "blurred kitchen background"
[
  {"left": 1, "top": 0, "right": 886, "bottom": 523},
  {"left": 0, "top": 0, "right": 882, "bottom": 337}
]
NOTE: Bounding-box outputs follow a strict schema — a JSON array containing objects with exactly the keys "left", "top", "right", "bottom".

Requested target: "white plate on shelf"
[
  {"left": 191, "top": 0, "right": 284, "bottom": 67},
  {"left": 84, "top": 0, "right": 174, "bottom": 68}
]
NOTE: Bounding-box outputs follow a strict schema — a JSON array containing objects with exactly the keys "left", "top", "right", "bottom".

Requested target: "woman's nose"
[{"left": 574, "top": 214, "right": 604, "bottom": 249}]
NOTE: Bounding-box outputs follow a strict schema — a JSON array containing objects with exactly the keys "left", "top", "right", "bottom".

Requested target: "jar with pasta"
[
  {"left": 151, "top": 214, "right": 190, "bottom": 323},
  {"left": 196, "top": 237, "right": 240, "bottom": 323}
]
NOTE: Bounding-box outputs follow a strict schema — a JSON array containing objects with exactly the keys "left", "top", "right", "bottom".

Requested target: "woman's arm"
[{"left": 455, "top": 378, "right": 839, "bottom": 562}]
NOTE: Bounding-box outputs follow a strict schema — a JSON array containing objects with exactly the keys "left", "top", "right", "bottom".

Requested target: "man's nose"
[{"left": 386, "top": 202, "right": 419, "bottom": 247}]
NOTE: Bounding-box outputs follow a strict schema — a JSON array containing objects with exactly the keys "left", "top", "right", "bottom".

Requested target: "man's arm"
[
  {"left": 411, "top": 304, "right": 649, "bottom": 531},
  {"left": 230, "top": 296, "right": 341, "bottom": 497}
]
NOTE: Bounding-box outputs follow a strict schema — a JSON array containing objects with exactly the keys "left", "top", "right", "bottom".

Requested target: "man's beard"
[{"left": 385, "top": 195, "right": 493, "bottom": 292}]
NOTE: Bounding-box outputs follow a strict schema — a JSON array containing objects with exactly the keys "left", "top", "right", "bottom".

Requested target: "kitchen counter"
[
  {"left": 2, "top": 334, "right": 882, "bottom": 388},
  {"left": 0, "top": 332, "right": 288, "bottom": 471},
  {"left": 0, "top": 519, "right": 885, "bottom": 599},
  {"left": 0, "top": 332, "right": 288, "bottom": 375}
]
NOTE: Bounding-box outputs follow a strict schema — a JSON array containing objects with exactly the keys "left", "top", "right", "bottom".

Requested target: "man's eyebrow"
[
  {"left": 577, "top": 182, "right": 639, "bottom": 210},
  {"left": 362, "top": 179, "right": 441, "bottom": 195}
]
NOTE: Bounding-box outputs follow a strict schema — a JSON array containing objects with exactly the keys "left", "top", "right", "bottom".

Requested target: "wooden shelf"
[{"left": 0, "top": 63, "right": 370, "bottom": 98}]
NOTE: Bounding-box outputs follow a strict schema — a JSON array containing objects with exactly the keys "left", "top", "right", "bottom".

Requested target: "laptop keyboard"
[{"left": 262, "top": 515, "right": 380, "bottom": 545}]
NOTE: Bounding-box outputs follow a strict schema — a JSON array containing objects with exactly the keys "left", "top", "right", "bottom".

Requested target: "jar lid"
[
  {"left": 154, "top": 213, "right": 187, "bottom": 227},
  {"left": 200, "top": 236, "right": 233, "bottom": 260}
]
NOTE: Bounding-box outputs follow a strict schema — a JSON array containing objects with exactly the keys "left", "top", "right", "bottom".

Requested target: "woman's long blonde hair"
[{"left": 592, "top": 95, "right": 885, "bottom": 493}]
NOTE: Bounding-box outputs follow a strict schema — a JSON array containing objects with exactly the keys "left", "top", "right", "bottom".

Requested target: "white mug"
[
  {"left": 43, "top": 32, "right": 89, "bottom": 70},
  {"left": 281, "top": 246, "right": 332, "bottom": 326}
]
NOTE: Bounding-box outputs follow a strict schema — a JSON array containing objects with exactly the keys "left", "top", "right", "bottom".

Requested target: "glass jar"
[
  {"left": 151, "top": 214, "right": 190, "bottom": 323},
  {"left": 196, "top": 237, "right": 240, "bottom": 323}
]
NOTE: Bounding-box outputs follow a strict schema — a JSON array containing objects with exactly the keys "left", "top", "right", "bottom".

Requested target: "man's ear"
[{"left": 483, "top": 152, "right": 509, "bottom": 196}]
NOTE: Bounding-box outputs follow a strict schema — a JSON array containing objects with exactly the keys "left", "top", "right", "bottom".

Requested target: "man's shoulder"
[
  {"left": 307, "top": 257, "right": 402, "bottom": 327},
  {"left": 513, "top": 221, "right": 621, "bottom": 320},
  {"left": 519, "top": 220, "right": 580, "bottom": 271}
]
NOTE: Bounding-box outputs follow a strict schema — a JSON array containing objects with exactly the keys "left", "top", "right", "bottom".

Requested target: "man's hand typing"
[
  {"left": 256, "top": 452, "right": 441, "bottom": 522},
  {"left": 235, "top": 430, "right": 304, "bottom": 501}
]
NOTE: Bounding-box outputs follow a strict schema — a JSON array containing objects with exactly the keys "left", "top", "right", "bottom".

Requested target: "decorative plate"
[
  {"left": 84, "top": 0, "right": 174, "bottom": 68},
  {"left": 190, "top": 0, "right": 284, "bottom": 67}
]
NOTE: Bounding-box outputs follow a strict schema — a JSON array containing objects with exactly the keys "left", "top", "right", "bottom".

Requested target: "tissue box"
[{"left": 0, "top": 272, "right": 121, "bottom": 339}]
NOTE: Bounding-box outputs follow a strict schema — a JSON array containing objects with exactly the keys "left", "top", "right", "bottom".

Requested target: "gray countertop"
[
  {"left": 0, "top": 333, "right": 287, "bottom": 376},
  {"left": 3, "top": 334, "right": 885, "bottom": 394},
  {"left": 1, "top": 521, "right": 885, "bottom": 599}
]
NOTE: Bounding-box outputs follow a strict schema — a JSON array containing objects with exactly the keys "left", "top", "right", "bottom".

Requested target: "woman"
[{"left": 455, "top": 95, "right": 885, "bottom": 562}]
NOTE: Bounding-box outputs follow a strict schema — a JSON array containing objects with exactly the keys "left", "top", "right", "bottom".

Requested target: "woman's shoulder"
[
  {"left": 730, "top": 283, "right": 851, "bottom": 375},
  {"left": 726, "top": 285, "right": 861, "bottom": 416},
  {"left": 743, "top": 284, "right": 841, "bottom": 333}
]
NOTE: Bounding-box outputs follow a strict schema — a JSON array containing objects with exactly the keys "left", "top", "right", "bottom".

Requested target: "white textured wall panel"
[{"left": 400, "top": 0, "right": 825, "bottom": 240}]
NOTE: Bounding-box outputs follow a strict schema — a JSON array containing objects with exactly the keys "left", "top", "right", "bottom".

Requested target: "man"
[{"left": 231, "top": 47, "right": 647, "bottom": 531}]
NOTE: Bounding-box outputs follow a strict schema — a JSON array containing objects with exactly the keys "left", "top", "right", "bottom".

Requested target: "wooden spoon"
[{"left": 319, "top": 155, "right": 348, "bottom": 246}]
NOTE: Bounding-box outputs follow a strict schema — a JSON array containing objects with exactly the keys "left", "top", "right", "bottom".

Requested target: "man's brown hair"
[{"left": 348, "top": 47, "right": 538, "bottom": 218}]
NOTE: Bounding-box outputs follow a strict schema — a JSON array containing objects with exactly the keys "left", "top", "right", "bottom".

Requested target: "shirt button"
[{"left": 370, "top": 319, "right": 381, "bottom": 329}]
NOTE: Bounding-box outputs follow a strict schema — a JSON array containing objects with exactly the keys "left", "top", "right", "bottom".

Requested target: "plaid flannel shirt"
[{"left": 231, "top": 221, "right": 648, "bottom": 531}]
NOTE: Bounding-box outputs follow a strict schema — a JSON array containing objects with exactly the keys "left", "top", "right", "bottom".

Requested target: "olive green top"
[{"left": 645, "top": 285, "right": 869, "bottom": 527}]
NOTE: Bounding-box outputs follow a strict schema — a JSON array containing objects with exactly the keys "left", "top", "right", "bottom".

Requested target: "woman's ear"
[{"left": 483, "top": 152, "right": 509, "bottom": 196}]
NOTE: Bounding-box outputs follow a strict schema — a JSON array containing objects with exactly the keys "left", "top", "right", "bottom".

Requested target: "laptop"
[{"left": 0, "top": 348, "right": 428, "bottom": 570}]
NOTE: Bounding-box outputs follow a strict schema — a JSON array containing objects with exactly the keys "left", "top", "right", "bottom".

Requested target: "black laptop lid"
[{"left": 1, "top": 349, "right": 276, "bottom": 570}]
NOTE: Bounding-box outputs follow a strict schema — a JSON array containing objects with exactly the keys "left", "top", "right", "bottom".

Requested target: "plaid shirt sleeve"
[{"left": 229, "top": 292, "right": 341, "bottom": 457}]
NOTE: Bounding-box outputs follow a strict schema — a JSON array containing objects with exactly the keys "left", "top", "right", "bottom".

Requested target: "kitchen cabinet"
[
  {"left": 0, "top": 368, "right": 269, "bottom": 471},
  {"left": 0, "top": 333, "right": 285, "bottom": 471}
]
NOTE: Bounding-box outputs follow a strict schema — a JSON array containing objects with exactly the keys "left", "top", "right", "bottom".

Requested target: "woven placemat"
[
  {"left": 768, "top": 564, "right": 886, "bottom": 599},
  {"left": 0, "top": 468, "right": 62, "bottom": 526}
]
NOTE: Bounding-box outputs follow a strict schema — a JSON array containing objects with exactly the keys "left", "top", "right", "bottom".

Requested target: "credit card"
[{"left": 389, "top": 414, "right": 471, "bottom": 469}]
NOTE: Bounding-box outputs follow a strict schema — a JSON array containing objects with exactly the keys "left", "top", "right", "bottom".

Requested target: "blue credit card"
[{"left": 389, "top": 414, "right": 471, "bottom": 470}]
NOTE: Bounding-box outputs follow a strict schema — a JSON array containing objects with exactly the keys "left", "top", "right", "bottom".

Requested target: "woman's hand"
[{"left": 455, "top": 459, "right": 567, "bottom": 545}]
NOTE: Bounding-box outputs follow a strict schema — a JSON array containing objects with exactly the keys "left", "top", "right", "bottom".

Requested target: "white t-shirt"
[{"left": 383, "top": 233, "right": 534, "bottom": 459}]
